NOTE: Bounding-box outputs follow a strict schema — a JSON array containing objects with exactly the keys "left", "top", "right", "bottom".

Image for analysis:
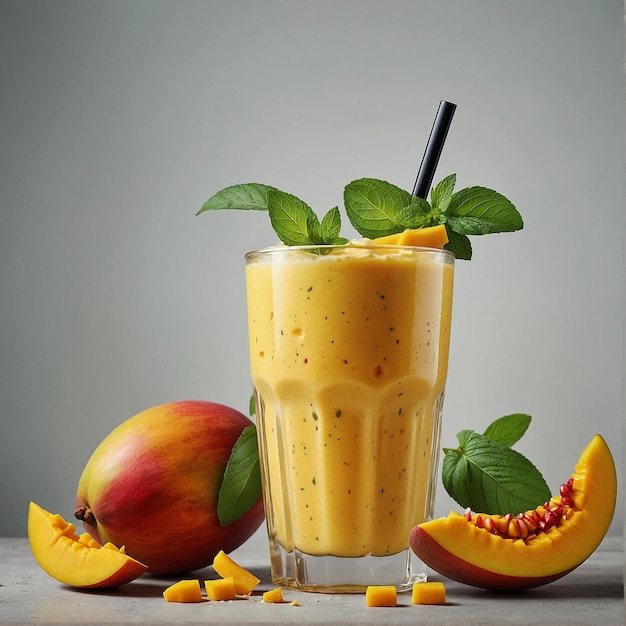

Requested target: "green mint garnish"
[
  {"left": 441, "top": 414, "right": 550, "bottom": 515},
  {"left": 430, "top": 173, "right": 456, "bottom": 213},
  {"left": 443, "top": 186, "right": 523, "bottom": 235},
  {"left": 217, "top": 425, "right": 262, "bottom": 526},
  {"left": 343, "top": 175, "right": 522, "bottom": 259},
  {"left": 198, "top": 174, "right": 522, "bottom": 259},
  {"left": 267, "top": 189, "right": 348, "bottom": 246},
  {"left": 343, "top": 178, "right": 432, "bottom": 238},
  {"left": 197, "top": 183, "right": 347, "bottom": 246},
  {"left": 482, "top": 412, "right": 531, "bottom": 447},
  {"left": 197, "top": 182, "right": 277, "bottom": 213}
]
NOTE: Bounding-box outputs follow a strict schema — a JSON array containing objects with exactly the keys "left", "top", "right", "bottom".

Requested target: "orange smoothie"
[{"left": 245, "top": 243, "right": 454, "bottom": 563}]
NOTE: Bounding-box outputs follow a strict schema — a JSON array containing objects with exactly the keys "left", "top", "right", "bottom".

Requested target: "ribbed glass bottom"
[{"left": 268, "top": 541, "right": 427, "bottom": 593}]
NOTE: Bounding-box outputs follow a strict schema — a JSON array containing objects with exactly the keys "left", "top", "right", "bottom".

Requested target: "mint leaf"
[
  {"left": 267, "top": 188, "right": 319, "bottom": 246},
  {"left": 217, "top": 425, "right": 262, "bottom": 526},
  {"left": 444, "top": 186, "right": 523, "bottom": 235},
  {"left": 483, "top": 413, "right": 531, "bottom": 447},
  {"left": 397, "top": 197, "right": 433, "bottom": 230},
  {"left": 443, "top": 227, "right": 472, "bottom": 260},
  {"left": 320, "top": 206, "right": 348, "bottom": 244},
  {"left": 305, "top": 215, "right": 324, "bottom": 244},
  {"left": 442, "top": 430, "right": 550, "bottom": 515},
  {"left": 197, "top": 183, "right": 276, "bottom": 215},
  {"left": 343, "top": 178, "right": 413, "bottom": 238},
  {"left": 430, "top": 173, "right": 456, "bottom": 213}
]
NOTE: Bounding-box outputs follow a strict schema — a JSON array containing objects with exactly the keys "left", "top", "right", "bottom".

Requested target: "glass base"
[{"left": 268, "top": 542, "right": 428, "bottom": 593}]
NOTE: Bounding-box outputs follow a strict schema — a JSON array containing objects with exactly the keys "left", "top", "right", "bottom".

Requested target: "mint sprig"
[
  {"left": 197, "top": 182, "right": 347, "bottom": 246},
  {"left": 198, "top": 174, "right": 522, "bottom": 259},
  {"left": 267, "top": 189, "right": 348, "bottom": 246},
  {"left": 197, "top": 182, "right": 277, "bottom": 213},
  {"left": 444, "top": 186, "right": 523, "bottom": 235},
  {"left": 441, "top": 414, "right": 550, "bottom": 515},
  {"left": 343, "top": 176, "right": 522, "bottom": 259},
  {"left": 342, "top": 178, "right": 432, "bottom": 238}
]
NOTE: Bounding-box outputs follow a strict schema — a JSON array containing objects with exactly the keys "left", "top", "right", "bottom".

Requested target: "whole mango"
[{"left": 74, "top": 400, "right": 264, "bottom": 574}]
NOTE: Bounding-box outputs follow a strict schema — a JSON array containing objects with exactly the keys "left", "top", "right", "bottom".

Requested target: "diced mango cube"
[
  {"left": 204, "top": 576, "right": 237, "bottom": 601},
  {"left": 262, "top": 587, "right": 285, "bottom": 603},
  {"left": 365, "top": 585, "right": 397, "bottom": 607},
  {"left": 213, "top": 549, "right": 260, "bottom": 595},
  {"left": 162, "top": 579, "right": 203, "bottom": 603},
  {"left": 411, "top": 581, "right": 446, "bottom": 605}
]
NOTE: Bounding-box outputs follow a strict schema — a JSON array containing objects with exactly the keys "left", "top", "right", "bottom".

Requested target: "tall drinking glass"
[{"left": 245, "top": 242, "right": 454, "bottom": 592}]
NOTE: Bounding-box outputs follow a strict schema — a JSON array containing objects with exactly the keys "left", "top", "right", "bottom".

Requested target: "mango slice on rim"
[{"left": 373, "top": 224, "right": 448, "bottom": 248}]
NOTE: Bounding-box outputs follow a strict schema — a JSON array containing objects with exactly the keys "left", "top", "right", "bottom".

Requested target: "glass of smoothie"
[{"left": 245, "top": 241, "right": 454, "bottom": 592}]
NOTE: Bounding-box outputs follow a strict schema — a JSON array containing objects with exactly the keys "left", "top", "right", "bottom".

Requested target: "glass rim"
[{"left": 245, "top": 242, "right": 455, "bottom": 262}]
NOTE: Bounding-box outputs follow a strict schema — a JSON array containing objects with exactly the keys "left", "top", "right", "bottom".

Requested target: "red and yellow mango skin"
[
  {"left": 74, "top": 400, "right": 264, "bottom": 575},
  {"left": 410, "top": 434, "right": 617, "bottom": 590}
]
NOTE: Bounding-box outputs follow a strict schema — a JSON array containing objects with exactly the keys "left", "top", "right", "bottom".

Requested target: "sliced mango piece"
[
  {"left": 374, "top": 225, "right": 448, "bottom": 249},
  {"left": 412, "top": 581, "right": 446, "bottom": 605},
  {"left": 213, "top": 549, "right": 260, "bottom": 595},
  {"left": 410, "top": 434, "right": 617, "bottom": 590},
  {"left": 262, "top": 587, "right": 285, "bottom": 603},
  {"left": 204, "top": 576, "right": 237, "bottom": 601},
  {"left": 365, "top": 585, "right": 397, "bottom": 607},
  {"left": 162, "top": 579, "right": 203, "bottom": 603},
  {"left": 28, "top": 502, "right": 147, "bottom": 588}
]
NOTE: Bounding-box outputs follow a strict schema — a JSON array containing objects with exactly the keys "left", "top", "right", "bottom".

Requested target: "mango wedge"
[
  {"left": 163, "top": 579, "right": 203, "bottom": 603},
  {"left": 410, "top": 434, "right": 617, "bottom": 590},
  {"left": 28, "top": 502, "right": 147, "bottom": 588},
  {"left": 212, "top": 549, "right": 260, "bottom": 595},
  {"left": 374, "top": 224, "right": 448, "bottom": 248}
]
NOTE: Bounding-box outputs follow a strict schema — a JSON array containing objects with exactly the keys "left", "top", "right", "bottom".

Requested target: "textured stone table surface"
[{"left": 1, "top": 536, "right": 624, "bottom": 625}]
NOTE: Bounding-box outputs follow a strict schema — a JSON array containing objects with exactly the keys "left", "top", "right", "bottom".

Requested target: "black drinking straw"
[{"left": 412, "top": 100, "right": 457, "bottom": 199}]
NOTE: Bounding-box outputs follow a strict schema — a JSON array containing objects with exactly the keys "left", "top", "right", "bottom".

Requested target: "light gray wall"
[{"left": 1, "top": 0, "right": 622, "bottom": 541}]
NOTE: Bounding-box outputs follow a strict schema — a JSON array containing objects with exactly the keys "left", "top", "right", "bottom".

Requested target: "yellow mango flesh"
[
  {"left": 212, "top": 549, "right": 260, "bottom": 595},
  {"left": 373, "top": 225, "right": 448, "bottom": 248},
  {"left": 162, "top": 579, "right": 203, "bottom": 603},
  {"left": 28, "top": 502, "right": 147, "bottom": 588},
  {"left": 412, "top": 581, "right": 446, "bottom": 605},
  {"left": 204, "top": 577, "right": 237, "bottom": 601},
  {"left": 412, "top": 434, "right": 617, "bottom": 586},
  {"left": 262, "top": 587, "right": 285, "bottom": 603},
  {"left": 365, "top": 585, "right": 397, "bottom": 607}
]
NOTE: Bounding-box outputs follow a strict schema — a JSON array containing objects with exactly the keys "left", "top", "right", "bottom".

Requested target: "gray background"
[{"left": 1, "top": 0, "right": 622, "bottom": 543}]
